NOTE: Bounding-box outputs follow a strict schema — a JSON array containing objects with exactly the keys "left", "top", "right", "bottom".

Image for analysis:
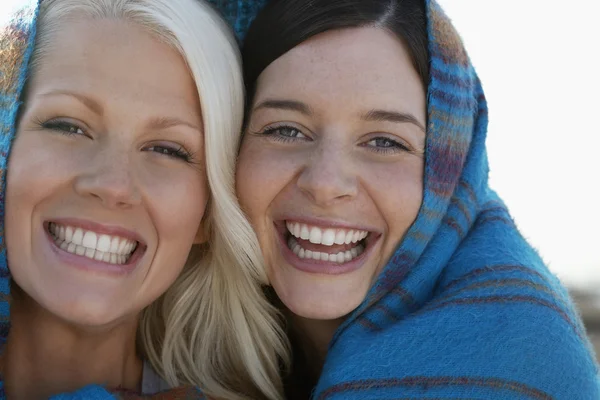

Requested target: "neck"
[
  {"left": 1, "top": 287, "right": 143, "bottom": 400},
  {"left": 288, "top": 312, "right": 344, "bottom": 381}
]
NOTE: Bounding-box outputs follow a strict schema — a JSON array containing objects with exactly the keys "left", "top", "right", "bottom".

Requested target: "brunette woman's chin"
[{"left": 267, "top": 226, "right": 383, "bottom": 321}]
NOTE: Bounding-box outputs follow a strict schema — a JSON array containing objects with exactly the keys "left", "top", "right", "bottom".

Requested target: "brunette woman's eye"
[
  {"left": 363, "top": 137, "right": 411, "bottom": 154},
  {"left": 256, "top": 125, "right": 309, "bottom": 143}
]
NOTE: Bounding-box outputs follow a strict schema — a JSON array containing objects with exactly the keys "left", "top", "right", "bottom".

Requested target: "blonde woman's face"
[{"left": 5, "top": 19, "right": 208, "bottom": 327}]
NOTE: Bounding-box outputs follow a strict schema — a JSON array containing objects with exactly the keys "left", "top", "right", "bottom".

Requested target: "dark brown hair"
[{"left": 242, "top": 0, "right": 429, "bottom": 106}]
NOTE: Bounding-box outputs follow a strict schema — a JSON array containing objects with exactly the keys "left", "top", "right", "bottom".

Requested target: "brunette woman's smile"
[{"left": 275, "top": 219, "right": 382, "bottom": 275}]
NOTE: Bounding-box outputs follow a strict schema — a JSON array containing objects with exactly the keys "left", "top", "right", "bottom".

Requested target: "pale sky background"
[
  {"left": 436, "top": 0, "right": 600, "bottom": 289},
  {"left": 1, "top": 0, "right": 599, "bottom": 288}
]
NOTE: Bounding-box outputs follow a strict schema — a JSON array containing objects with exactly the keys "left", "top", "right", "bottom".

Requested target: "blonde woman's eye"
[
  {"left": 145, "top": 145, "right": 192, "bottom": 162},
  {"left": 40, "top": 119, "right": 86, "bottom": 136}
]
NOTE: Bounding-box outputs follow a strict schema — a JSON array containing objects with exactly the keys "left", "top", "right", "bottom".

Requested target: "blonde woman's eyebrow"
[
  {"left": 145, "top": 116, "right": 202, "bottom": 133},
  {"left": 40, "top": 90, "right": 104, "bottom": 116}
]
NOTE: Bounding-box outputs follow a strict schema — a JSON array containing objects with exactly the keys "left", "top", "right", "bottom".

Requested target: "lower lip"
[
  {"left": 277, "top": 230, "right": 373, "bottom": 275},
  {"left": 44, "top": 228, "right": 144, "bottom": 276}
]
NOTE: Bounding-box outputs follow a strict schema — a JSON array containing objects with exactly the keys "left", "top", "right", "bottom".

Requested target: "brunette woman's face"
[
  {"left": 237, "top": 27, "right": 426, "bottom": 320},
  {"left": 5, "top": 19, "right": 208, "bottom": 327}
]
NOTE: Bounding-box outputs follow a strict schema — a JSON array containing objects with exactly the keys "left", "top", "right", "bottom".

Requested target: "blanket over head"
[{"left": 232, "top": 0, "right": 600, "bottom": 398}]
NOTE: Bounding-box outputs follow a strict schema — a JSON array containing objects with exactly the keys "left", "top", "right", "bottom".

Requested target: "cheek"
[
  {"left": 371, "top": 159, "right": 424, "bottom": 243},
  {"left": 5, "top": 133, "right": 75, "bottom": 244},
  {"left": 236, "top": 139, "right": 293, "bottom": 221},
  {"left": 134, "top": 168, "right": 208, "bottom": 300},
  {"left": 7, "top": 133, "right": 73, "bottom": 197},
  {"left": 140, "top": 167, "right": 208, "bottom": 243}
]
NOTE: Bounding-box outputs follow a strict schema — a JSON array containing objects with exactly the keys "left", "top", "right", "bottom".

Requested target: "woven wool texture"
[
  {"left": 306, "top": 2, "right": 600, "bottom": 399},
  {"left": 228, "top": 0, "right": 600, "bottom": 398}
]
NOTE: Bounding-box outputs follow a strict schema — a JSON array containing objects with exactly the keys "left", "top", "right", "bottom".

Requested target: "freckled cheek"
[
  {"left": 236, "top": 144, "right": 298, "bottom": 222},
  {"left": 367, "top": 160, "right": 424, "bottom": 239}
]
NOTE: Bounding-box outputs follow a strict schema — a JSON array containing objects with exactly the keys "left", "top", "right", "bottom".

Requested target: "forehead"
[
  {"left": 254, "top": 27, "right": 425, "bottom": 113},
  {"left": 29, "top": 18, "right": 200, "bottom": 115}
]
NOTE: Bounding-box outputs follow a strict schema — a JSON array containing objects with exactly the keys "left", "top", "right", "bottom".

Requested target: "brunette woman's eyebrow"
[
  {"left": 362, "top": 109, "right": 426, "bottom": 133},
  {"left": 253, "top": 99, "right": 313, "bottom": 116},
  {"left": 40, "top": 90, "right": 104, "bottom": 115}
]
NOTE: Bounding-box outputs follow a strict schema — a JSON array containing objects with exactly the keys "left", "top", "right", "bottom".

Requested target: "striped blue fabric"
[
  {"left": 306, "top": 1, "right": 600, "bottom": 399},
  {"left": 219, "top": 0, "right": 600, "bottom": 398},
  {"left": 2, "top": 1, "right": 599, "bottom": 399}
]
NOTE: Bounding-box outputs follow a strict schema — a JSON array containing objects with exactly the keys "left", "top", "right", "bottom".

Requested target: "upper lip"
[
  {"left": 275, "top": 215, "right": 381, "bottom": 234},
  {"left": 46, "top": 218, "right": 146, "bottom": 245}
]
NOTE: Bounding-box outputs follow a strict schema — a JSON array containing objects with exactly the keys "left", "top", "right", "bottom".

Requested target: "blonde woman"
[{"left": 0, "top": 0, "right": 287, "bottom": 399}]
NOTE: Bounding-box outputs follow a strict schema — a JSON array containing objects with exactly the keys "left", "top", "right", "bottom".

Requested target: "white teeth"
[
  {"left": 72, "top": 228, "right": 83, "bottom": 246},
  {"left": 334, "top": 230, "right": 346, "bottom": 245},
  {"left": 110, "top": 237, "right": 120, "bottom": 253},
  {"left": 85, "top": 247, "right": 95, "bottom": 258},
  {"left": 300, "top": 225, "right": 310, "bottom": 240},
  {"left": 287, "top": 236, "right": 364, "bottom": 264},
  {"left": 82, "top": 231, "right": 97, "bottom": 248},
  {"left": 48, "top": 222, "right": 139, "bottom": 265},
  {"left": 322, "top": 229, "right": 336, "bottom": 246},
  {"left": 94, "top": 251, "right": 105, "bottom": 261},
  {"left": 344, "top": 230, "right": 353, "bottom": 244},
  {"left": 65, "top": 226, "right": 73, "bottom": 242},
  {"left": 286, "top": 222, "right": 369, "bottom": 247},
  {"left": 309, "top": 227, "right": 322, "bottom": 244},
  {"left": 97, "top": 235, "right": 111, "bottom": 252}
]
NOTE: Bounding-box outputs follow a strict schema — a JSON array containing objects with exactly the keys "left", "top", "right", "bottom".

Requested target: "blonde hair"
[{"left": 33, "top": 1, "right": 289, "bottom": 399}]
